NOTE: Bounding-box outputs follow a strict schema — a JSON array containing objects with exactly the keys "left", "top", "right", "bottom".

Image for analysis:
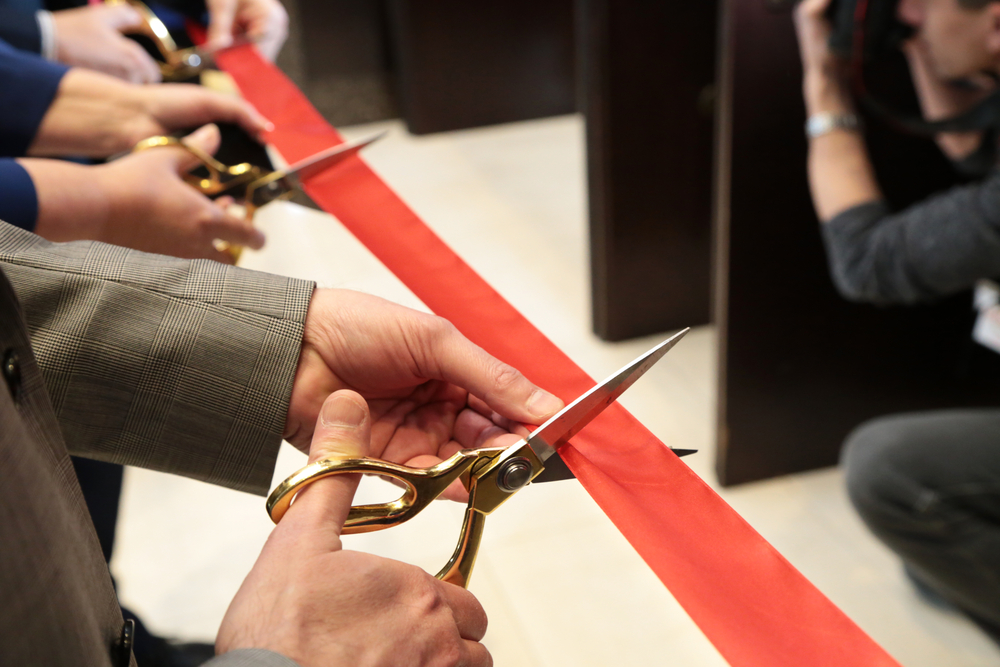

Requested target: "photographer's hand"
[
  {"left": 794, "top": 0, "right": 883, "bottom": 222},
  {"left": 794, "top": 0, "right": 853, "bottom": 116}
]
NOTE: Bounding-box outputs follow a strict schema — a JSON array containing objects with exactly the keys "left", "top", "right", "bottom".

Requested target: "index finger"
[
  {"left": 425, "top": 324, "right": 564, "bottom": 426},
  {"left": 175, "top": 87, "right": 273, "bottom": 142},
  {"left": 205, "top": 94, "right": 272, "bottom": 142}
]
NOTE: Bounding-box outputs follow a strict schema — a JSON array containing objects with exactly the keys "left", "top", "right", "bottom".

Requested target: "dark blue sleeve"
[
  {"left": 0, "top": 159, "right": 38, "bottom": 232},
  {"left": 0, "top": 9, "right": 43, "bottom": 54},
  {"left": 0, "top": 38, "right": 68, "bottom": 158}
]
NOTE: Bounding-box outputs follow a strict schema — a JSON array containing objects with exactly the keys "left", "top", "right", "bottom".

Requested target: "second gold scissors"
[
  {"left": 133, "top": 131, "right": 385, "bottom": 259},
  {"left": 266, "top": 329, "right": 695, "bottom": 588}
]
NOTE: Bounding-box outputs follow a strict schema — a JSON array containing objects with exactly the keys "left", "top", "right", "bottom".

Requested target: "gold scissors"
[
  {"left": 133, "top": 131, "right": 385, "bottom": 259},
  {"left": 266, "top": 329, "right": 694, "bottom": 588},
  {"left": 109, "top": 0, "right": 214, "bottom": 81}
]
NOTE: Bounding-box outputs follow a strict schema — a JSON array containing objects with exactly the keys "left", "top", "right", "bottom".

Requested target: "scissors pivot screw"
[{"left": 497, "top": 458, "right": 534, "bottom": 492}]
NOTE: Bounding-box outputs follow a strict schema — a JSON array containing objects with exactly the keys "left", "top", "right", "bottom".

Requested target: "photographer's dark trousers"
[{"left": 842, "top": 410, "right": 1000, "bottom": 641}]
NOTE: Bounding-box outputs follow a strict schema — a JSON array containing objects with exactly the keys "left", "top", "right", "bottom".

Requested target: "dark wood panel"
[
  {"left": 291, "top": 0, "right": 398, "bottom": 126},
  {"left": 579, "top": 0, "right": 717, "bottom": 340},
  {"left": 714, "top": 0, "right": 1000, "bottom": 486},
  {"left": 386, "top": 0, "right": 576, "bottom": 134}
]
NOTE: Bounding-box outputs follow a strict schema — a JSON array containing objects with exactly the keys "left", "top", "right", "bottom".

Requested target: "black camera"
[
  {"left": 769, "top": 0, "right": 913, "bottom": 59},
  {"left": 825, "top": 0, "right": 913, "bottom": 60}
]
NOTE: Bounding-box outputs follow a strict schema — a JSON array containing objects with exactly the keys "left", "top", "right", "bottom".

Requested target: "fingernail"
[
  {"left": 528, "top": 389, "right": 563, "bottom": 418},
  {"left": 251, "top": 230, "right": 266, "bottom": 249},
  {"left": 193, "top": 123, "right": 217, "bottom": 139},
  {"left": 264, "top": 120, "right": 275, "bottom": 132},
  {"left": 320, "top": 394, "right": 366, "bottom": 428}
]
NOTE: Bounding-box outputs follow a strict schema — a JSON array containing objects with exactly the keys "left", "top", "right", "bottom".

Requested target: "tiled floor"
[{"left": 113, "top": 115, "right": 1000, "bottom": 665}]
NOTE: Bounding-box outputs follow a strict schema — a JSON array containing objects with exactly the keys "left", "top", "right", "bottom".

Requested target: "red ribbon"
[{"left": 216, "top": 46, "right": 901, "bottom": 667}]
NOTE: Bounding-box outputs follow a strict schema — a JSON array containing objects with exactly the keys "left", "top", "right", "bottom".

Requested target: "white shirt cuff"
[{"left": 36, "top": 10, "right": 57, "bottom": 61}]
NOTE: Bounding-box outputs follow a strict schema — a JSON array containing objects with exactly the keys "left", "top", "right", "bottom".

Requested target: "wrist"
[
  {"left": 20, "top": 159, "right": 112, "bottom": 242},
  {"left": 803, "top": 68, "right": 854, "bottom": 116},
  {"left": 87, "top": 163, "right": 126, "bottom": 242}
]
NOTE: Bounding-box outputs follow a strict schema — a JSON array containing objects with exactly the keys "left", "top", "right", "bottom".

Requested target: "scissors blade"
[
  {"left": 534, "top": 446, "right": 697, "bottom": 483},
  {"left": 275, "top": 131, "right": 387, "bottom": 181},
  {"left": 525, "top": 328, "right": 689, "bottom": 468}
]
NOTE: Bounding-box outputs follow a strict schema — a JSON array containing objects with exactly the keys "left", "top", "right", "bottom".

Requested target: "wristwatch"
[{"left": 805, "top": 113, "right": 862, "bottom": 139}]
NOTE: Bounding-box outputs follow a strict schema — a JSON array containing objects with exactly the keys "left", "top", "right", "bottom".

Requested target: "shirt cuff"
[{"left": 35, "top": 10, "right": 57, "bottom": 62}]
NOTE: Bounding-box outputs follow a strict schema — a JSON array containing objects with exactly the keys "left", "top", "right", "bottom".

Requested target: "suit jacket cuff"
[
  {"left": 0, "top": 38, "right": 68, "bottom": 157},
  {"left": 0, "top": 160, "right": 38, "bottom": 231},
  {"left": 0, "top": 11, "right": 43, "bottom": 55}
]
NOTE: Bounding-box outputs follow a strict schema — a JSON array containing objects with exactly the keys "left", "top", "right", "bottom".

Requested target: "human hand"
[
  {"left": 28, "top": 68, "right": 270, "bottom": 158},
  {"left": 217, "top": 390, "right": 493, "bottom": 667},
  {"left": 51, "top": 4, "right": 162, "bottom": 84},
  {"left": 794, "top": 0, "right": 853, "bottom": 115},
  {"left": 205, "top": 0, "right": 288, "bottom": 61},
  {"left": 93, "top": 123, "right": 264, "bottom": 261},
  {"left": 794, "top": 0, "right": 837, "bottom": 75},
  {"left": 27, "top": 124, "right": 262, "bottom": 261},
  {"left": 284, "top": 290, "right": 561, "bottom": 499}
]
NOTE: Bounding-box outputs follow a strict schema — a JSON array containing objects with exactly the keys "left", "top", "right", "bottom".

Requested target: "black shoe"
[
  {"left": 903, "top": 564, "right": 954, "bottom": 611},
  {"left": 904, "top": 565, "right": 1000, "bottom": 646}
]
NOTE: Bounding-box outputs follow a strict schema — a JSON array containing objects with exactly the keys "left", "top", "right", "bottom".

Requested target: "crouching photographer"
[{"left": 794, "top": 0, "right": 1000, "bottom": 643}]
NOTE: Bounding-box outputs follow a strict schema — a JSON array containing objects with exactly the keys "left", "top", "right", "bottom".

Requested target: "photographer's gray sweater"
[{"left": 822, "top": 168, "right": 1000, "bottom": 304}]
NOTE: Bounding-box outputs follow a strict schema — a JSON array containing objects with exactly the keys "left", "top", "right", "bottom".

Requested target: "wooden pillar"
[
  {"left": 578, "top": 0, "right": 718, "bottom": 341},
  {"left": 386, "top": 0, "right": 576, "bottom": 135}
]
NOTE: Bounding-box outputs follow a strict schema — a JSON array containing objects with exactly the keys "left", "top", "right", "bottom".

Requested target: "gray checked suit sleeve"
[{"left": 0, "top": 222, "right": 315, "bottom": 495}]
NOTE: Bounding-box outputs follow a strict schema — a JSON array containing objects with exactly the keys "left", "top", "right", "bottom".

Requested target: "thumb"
[
  {"left": 175, "top": 123, "right": 221, "bottom": 173},
  {"left": 282, "top": 390, "right": 372, "bottom": 537}
]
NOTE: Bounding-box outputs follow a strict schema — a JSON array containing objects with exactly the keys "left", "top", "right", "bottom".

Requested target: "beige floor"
[{"left": 113, "top": 115, "right": 1000, "bottom": 666}]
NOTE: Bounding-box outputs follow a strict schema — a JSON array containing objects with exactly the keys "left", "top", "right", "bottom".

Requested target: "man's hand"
[
  {"left": 205, "top": 0, "right": 288, "bottom": 61},
  {"left": 794, "top": 0, "right": 853, "bottom": 116},
  {"left": 285, "top": 290, "right": 562, "bottom": 498},
  {"left": 218, "top": 390, "right": 494, "bottom": 667},
  {"left": 24, "top": 124, "right": 264, "bottom": 263},
  {"left": 52, "top": 4, "right": 162, "bottom": 84},
  {"left": 28, "top": 67, "right": 270, "bottom": 158}
]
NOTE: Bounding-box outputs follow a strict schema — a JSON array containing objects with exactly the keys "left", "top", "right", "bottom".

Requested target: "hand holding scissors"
[
  {"left": 133, "top": 131, "right": 384, "bottom": 259},
  {"left": 268, "top": 329, "right": 694, "bottom": 588}
]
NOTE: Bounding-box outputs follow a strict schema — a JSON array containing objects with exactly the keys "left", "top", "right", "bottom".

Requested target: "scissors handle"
[
  {"left": 437, "top": 504, "right": 487, "bottom": 588},
  {"left": 267, "top": 442, "right": 542, "bottom": 588},
  {"left": 132, "top": 135, "right": 269, "bottom": 262},
  {"left": 266, "top": 450, "right": 482, "bottom": 532}
]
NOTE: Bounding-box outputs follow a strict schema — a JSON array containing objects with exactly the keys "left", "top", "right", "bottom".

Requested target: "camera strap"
[
  {"left": 858, "top": 88, "right": 1000, "bottom": 136},
  {"left": 850, "top": 0, "right": 1000, "bottom": 143}
]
